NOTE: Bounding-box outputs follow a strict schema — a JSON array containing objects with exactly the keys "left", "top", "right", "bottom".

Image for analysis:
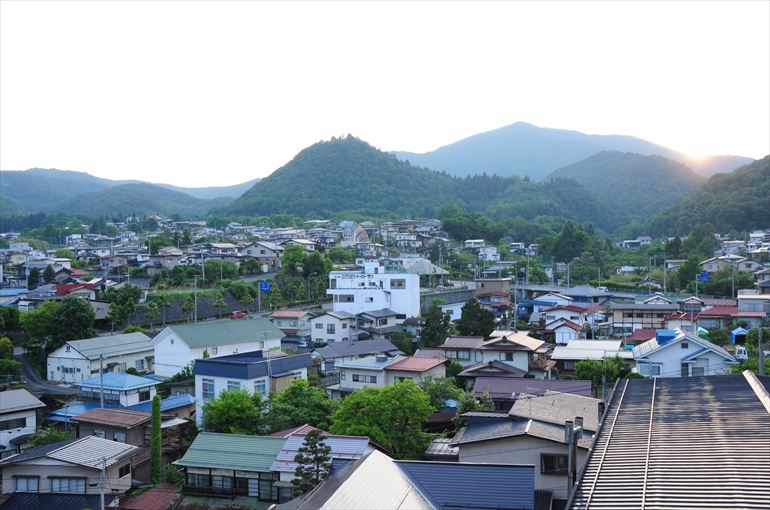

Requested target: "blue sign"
[
  {"left": 259, "top": 281, "right": 272, "bottom": 293},
  {"left": 699, "top": 272, "right": 710, "bottom": 282}
]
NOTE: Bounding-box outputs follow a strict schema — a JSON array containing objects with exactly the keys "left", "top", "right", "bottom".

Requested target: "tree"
[
  {"left": 419, "top": 377, "right": 462, "bottom": 409},
  {"left": 27, "top": 268, "right": 40, "bottom": 290},
  {"left": 446, "top": 360, "right": 464, "bottom": 379},
  {"left": 456, "top": 390, "right": 493, "bottom": 416},
  {"left": 292, "top": 429, "right": 332, "bottom": 495},
  {"left": 182, "top": 294, "right": 194, "bottom": 322},
  {"left": 421, "top": 304, "right": 451, "bottom": 348},
  {"left": 575, "top": 356, "right": 624, "bottom": 398},
  {"left": 203, "top": 389, "right": 266, "bottom": 434},
  {"left": 151, "top": 395, "right": 162, "bottom": 484},
  {"left": 156, "top": 294, "right": 172, "bottom": 325},
  {"left": 677, "top": 257, "right": 700, "bottom": 291},
  {"left": 42, "top": 264, "right": 56, "bottom": 284},
  {"left": 105, "top": 284, "right": 143, "bottom": 327},
  {"left": 20, "top": 301, "right": 59, "bottom": 369},
  {"left": 146, "top": 301, "right": 160, "bottom": 331},
  {"left": 707, "top": 328, "right": 730, "bottom": 347},
  {"left": 456, "top": 298, "right": 496, "bottom": 339},
  {"left": 331, "top": 380, "right": 434, "bottom": 457},
  {"left": 214, "top": 292, "right": 227, "bottom": 319},
  {"left": 51, "top": 296, "right": 96, "bottom": 344},
  {"left": 267, "top": 379, "right": 337, "bottom": 432},
  {"left": 0, "top": 337, "right": 13, "bottom": 360},
  {"left": 28, "top": 426, "right": 74, "bottom": 448},
  {"left": 0, "top": 359, "right": 21, "bottom": 383},
  {"left": 240, "top": 292, "right": 254, "bottom": 313},
  {"left": 390, "top": 330, "right": 416, "bottom": 355}
]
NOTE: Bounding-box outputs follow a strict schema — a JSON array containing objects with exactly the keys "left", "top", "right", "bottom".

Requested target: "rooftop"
[
  {"left": 473, "top": 377, "right": 593, "bottom": 400},
  {"left": 315, "top": 339, "right": 401, "bottom": 359},
  {"left": 60, "top": 332, "right": 153, "bottom": 360},
  {"left": 509, "top": 390, "right": 602, "bottom": 431},
  {"left": 75, "top": 372, "right": 160, "bottom": 391},
  {"left": 270, "top": 309, "right": 313, "bottom": 319},
  {"left": 451, "top": 418, "right": 592, "bottom": 450},
  {"left": 72, "top": 408, "right": 150, "bottom": 428},
  {"left": 127, "top": 393, "right": 195, "bottom": 413},
  {"left": 0, "top": 436, "right": 138, "bottom": 469},
  {"left": 174, "top": 432, "right": 287, "bottom": 473},
  {"left": 0, "top": 389, "right": 46, "bottom": 414},
  {"left": 164, "top": 317, "right": 283, "bottom": 348},
  {"left": 384, "top": 356, "right": 447, "bottom": 373},
  {"left": 551, "top": 340, "right": 627, "bottom": 361},
  {"left": 270, "top": 433, "right": 372, "bottom": 474}
]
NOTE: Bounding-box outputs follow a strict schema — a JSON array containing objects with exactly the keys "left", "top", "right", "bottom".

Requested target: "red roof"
[
  {"left": 627, "top": 328, "right": 657, "bottom": 343},
  {"left": 543, "top": 319, "right": 582, "bottom": 331},
  {"left": 542, "top": 304, "right": 586, "bottom": 313},
  {"left": 699, "top": 306, "right": 739, "bottom": 317},
  {"left": 270, "top": 310, "right": 310, "bottom": 319},
  {"left": 269, "top": 423, "right": 319, "bottom": 438},
  {"left": 385, "top": 356, "right": 448, "bottom": 373},
  {"left": 120, "top": 484, "right": 178, "bottom": 510},
  {"left": 56, "top": 283, "right": 93, "bottom": 296}
]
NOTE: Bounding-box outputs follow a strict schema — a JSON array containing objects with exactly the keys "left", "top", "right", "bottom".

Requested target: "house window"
[
  {"left": 113, "top": 431, "right": 127, "bottom": 443},
  {"left": 681, "top": 342, "right": 689, "bottom": 349},
  {"left": 227, "top": 380, "right": 241, "bottom": 391},
  {"left": 211, "top": 475, "right": 233, "bottom": 490},
  {"left": 641, "top": 364, "right": 661, "bottom": 376},
  {"left": 500, "top": 352, "right": 514, "bottom": 361},
  {"left": 202, "top": 378, "right": 215, "bottom": 401},
  {"left": 342, "top": 323, "right": 348, "bottom": 329},
  {"left": 138, "top": 390, "right": 151, "bottom": 402},
  {"left": 212, "top": 347, "right": 218, "bottom": 355},
  {"left": 327, "top": 324, "right": 336, "bottom": 334},
  {"left": 377, "top": 319, "right": 388, "bottom": 326},
  {"left": 0, "top": 417, "right": 26, "bottom": 430},
  {"left": 340, "top": 371, "right": 346, "bottom": 380},
  {"left": 15, "top": 477, "right": 39, "bottom": 492},
  {"left": 135, "top": 359, "right": 145, "bottom": 371},
  {"left": 692, "top": 366, "right": 706, "bottom": 376},
  {"left": 391, "top": 279, "right": 406, "bottom": 289},
  {"left": 51, "top": 478, "right": 86, "bottom": 494},
  {"left": 315, "top": 323, "right": 323, "bottom": 329},
  {"left": 365, "top": 297, "right": 374, "bottom": 303},
  {"left": 118, "top": 463, "right": 131, "bottom": 478},
  {"left": 541, "top": 454, "right": 568, "bottom": 474},
  {"left": 93, "top": 429, "right": 106, "bottom": 438},
  {"left": 254, "top": 380, "right": 267, "bottom": 396},
  {"left": 563, "top": 360, "right": 575, "bottom": 370}
]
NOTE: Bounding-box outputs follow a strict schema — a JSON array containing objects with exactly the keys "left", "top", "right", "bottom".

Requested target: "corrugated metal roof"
[
  {"left": 424, "top": 438, "right": 459, "bottom": 459},
  {"left": 47, "top": 435, "right": 139, "bottom": 469},
  {"left": 569, "top": 373, "right": 770, "bottom": 509},
  {"left": 75, "top": 372, "right": 160, "bottom": 390},
  {"left": 396, "top": 460, "right": 535, "bottom": 510},
  {"left": 315, "top": 339, "right": 400, "bottom": 359},
  {"left": 0, "top": 389, "right": 46, "bottom": 413},
  {"left": 450, "top": 418, "right": 593, "bottom": 449},
  {"left": 551, "top": 340, "right": 624, "bottom": 361},
  {"left": 440, "top": 336, "right": 484, "bottom": 349},
  {"left": 0, "top": 493, "right": 105, "bottom": 510},
  {"left": 72, "top": 408, "right": 150, "bottom": 428},
  {"left": 126, "top": 393, "right": 195, "bottom": 413},
  {"left": 173, "top": 432, "right": 287, "bottom": 472},
  {"left": 385, "top": 356, "right": 447, "bottom": 373},
  {"left": 63, "top": 332, "right": 153, "bottom": 360},
  {"left": 166, "top": 318, "right": 283, "bottom": 348}
]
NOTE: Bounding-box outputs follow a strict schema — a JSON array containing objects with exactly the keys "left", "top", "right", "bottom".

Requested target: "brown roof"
[
  {"left": 270, "top": 309, "right": 311, "bottom": 319},
  {"left": 72, "top": 408, "right": 150, "bottom": 429},
  {"left": 385, "top": 356, "right": 448, "bottom": 373},
  {"left": 269, "top": 424, "right": 319, "bottom": 438},
  {"left": 481, "top": 333, "right": 544, "bottom": 351},
  {"left": 120, "top": 484, "right": 179, "bottom": 510}
]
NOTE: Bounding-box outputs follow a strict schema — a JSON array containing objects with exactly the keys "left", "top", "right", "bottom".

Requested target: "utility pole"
[
  {"left": 99, "top": 354, "right": 104, "bottom": 409},
  {"left": 759, "top": 327, "right": 765, "bottom": 376},
  {"left": 99, "top": 457, "right": 106, "bottom": 510},
  {"left": 194, "top": 275, "right": 198, "bottom": 323},
  {"left": 564, "top": 416, "right": 584, "bottom": 496},
  {"left": 663, "top": 260, "right": 667, "bottom": 294}
]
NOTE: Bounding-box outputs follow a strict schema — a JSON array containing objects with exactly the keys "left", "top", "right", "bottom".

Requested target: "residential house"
[
  {"left": 327, "top": 261, "right": 420, "bottom": 318},
  {"left": 46, "top": 332, "right": 155, "bottom": 383},
  {"left": 664, "top": 259, "right": 687, "bottom": 270},
  {"left": 284, "top": 449, "right": 538, "bottom": 510},
  {"left": 455, "top": 360, "right": 528, "bottom": 391},
  {"left": 541, "top": 319, "right": 585, "bottom": 344},
  {"left": 439, "top": 332, "right": 548, "bottom": 376},
  {"left": 74, "top": 372, "right": 160, "bottom": 407},
  {"left": 473, "top": 277, "right": 511, "bottom": 297},
  {"left": 309, "top": 311, "right": 357, "bottom": 346},
  {"left": 356, "top": 308, "right": 402, "bottom": 340},
  {"left": 470, "top": 378, "right": 593, "bottom": 412},
  {"left": 700, "top": 254, "right": 763, "bottom": 274},
  {"left": 643, "top": 294, "right": 673, "bottom": 305},
  {"left": 328, "top": 355, "right": 447, "bottom": 397},
  {"left": 632, "top": 329, "right": 738, "bottom": 378},
  {"left": 314, "top": 339, "right": 401, "bottom": 372},
  {"left": 153, "top": 318, "right": 283, "bottom": 377},
  {"left": 174, "top": 432, "right": 289, "bottom": 502},
  {"left": 194, "top": 351, "right": 312, "bottom": 427},
  {"left": 0, "top": 436, "right": 139, "bottom": 504},
  {"left": 608, "top": 302, "right": 679, "bottom": 336},
  {"left": 464, "top": 239, "right": 485, "bottom": 250},
  {"left": 269, "top": 309, "right": 314, "bottom": 344},
  {"left": 568, "top": 372, "right": 770, "bottom": 509},
  {"left": 478, "top": 246, "right": 500, "bottom": 262},
  {"left": 0, "top": 390, "right": 45, "bottom": 453},
  {"left": 737, "top": 293, "right": 770, "bottom": 326},
  {"left": 540, "top": 305, "right": 587, "bottom": 327},
  {"left": 550, "top": 339, "right": 632, "bottom": 377},
  {"left": 241, "top": 241, "right": 283, "bottom": 271},
  {"left": 530, "top": 292, "right": 574, "bottom": 316}
]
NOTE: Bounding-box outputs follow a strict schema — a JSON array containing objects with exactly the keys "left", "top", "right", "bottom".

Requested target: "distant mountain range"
[
  {"left": 395, "top": 122, "right": 753, "bottom": 180},
  {"left": 0, "top": 168, "right": 258, "bottom": 217}
]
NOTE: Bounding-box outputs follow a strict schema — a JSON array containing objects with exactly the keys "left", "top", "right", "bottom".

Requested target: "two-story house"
[
  {"left": 313, "top": 339, "right": 401, "bottom": 372},
  {"left": 153, "top": 318, "right": 283, "bottom": 377},
  {"left": 328, "top": 355, "right": 447, "bottom": 397},
  {"left": 357, "top": 308, "right": 402, "bottom": 340},
  {"left": 241, "top": 241, "right": 283, "bottom": 271},
  {"left": 0, "top": 390, "right": 46, "bottom": 453},
  {"left": 633, "top": 329, "right": 738, "bottom": 378},
  {"left": 439, "top": 332, "right": 547, "bottom": 376},
  {"left": 309, "top": 311, "right": 357, "bottom": 346},
  {"left": 327, "top": 261, "right": 420, "bottom": 318},
  {"left": 609, "top": 303, "right": 679, "bottom": 336},
  {"left": 47, "top": 332, "right": 155, "bottom": 382},
  {"left": 269, "top": 309, "right": 314, "bottom": 345}
]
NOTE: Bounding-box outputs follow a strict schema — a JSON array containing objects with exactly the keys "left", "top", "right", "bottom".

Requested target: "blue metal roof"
[
  {"left": 47, "top": 401, "right": 120, "bottom": 423},
  {"left": 127, "top": 393, "right": 195, "bottom": 413},
  {"left": 396, "top": 460, "right": 535, "bottom": 510},
  {"left": 75, "top": 372, "right": 161, "bottom": 390}
]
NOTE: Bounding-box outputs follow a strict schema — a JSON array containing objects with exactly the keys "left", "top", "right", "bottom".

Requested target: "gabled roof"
[
  {"left": 315, "top": 339, "right": 400, "bottom": 359},
  {"left": 543, "top": 318, "right": 582, "bottom": 331},
  {"left": 269, "top": 423, "right": 319, "bottom": 438},
  {"left": 551, "top": 340, "right": 625, "bottom": 361},
  {"left": 450, "top": 418, "right": 592, "bottom": 450},
  {"left": 440, "top": 336, "right": 484, "bottom": 349},
  {"left": 568, "top": 373, "right": 770, "bottom": 509},
  {"left": 509, "top": 391, "right": 602, "bottom": 431},
  {"left": 0, "top": 389, "right": 46, "bottom": 413},
  {"left": 75, "top": 372, "right": 160, "bottom": 391},
  {"left": 384, "top": 356, "right": 447, "bottom": 373},
  {"left": 358, "top": 308, "right": 399, "bottom": 319},
  {"left": 413, "top": 348, "right": 446, "bottom": 359},
  {"left": 457, "top": 360, "right": 528, "bottom": 378},
  {"left": 632, "top": 330, "right": 736, "bottom": 362},
  {"left": 126, "top": 393, "right": 195, "bottom": 413},
  {"left": 270, "top": 433, "right": 372, "bottom": 474},
  {"left": 270, "top": 309, "right": 313, "bottom": 319},
  {"left": 473, "top": 377, "right": 593, "bottom": 400},
  {"left": 72, "top": 408, "right": 150, "bottom": 428},
  {"left": 163, "top": 317, "right": 283, "bottom": 348},
  {"left": 58, "top": 332, "right": 153, "bottom": 360},
  {"left": 174, "top": 432, "right": 287, "bottom": 472},
  {"left": 627, "top": 328, "right": 657, "bottom": 343},
  {"left": 542, "top": 304, "right": 586, "bottom": 313},
  {"left": 0, "top": 436, "right": 138, "bottom": 469},
  {"left": 699, "top": 305, "right": 739, "bottom": 316}
]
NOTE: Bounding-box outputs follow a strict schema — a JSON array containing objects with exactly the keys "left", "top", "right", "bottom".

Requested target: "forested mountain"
[
  {"left": 55, "top": 183, "right": 230, "bottom": 218},
  {"left": 648, "top": 156, "right": 770, "bottom": 235},
  {"left": 394, "top": 122, "right": 752, "bottom": 180},
  {"left": 0, "top": 168, "right": 254, "bottom": 216},
  {"left": 223, "top": 135, "right": 627, "bottom": 232},
  {"left": 547, "top": 152, "right": 705, "bottom": 219}
]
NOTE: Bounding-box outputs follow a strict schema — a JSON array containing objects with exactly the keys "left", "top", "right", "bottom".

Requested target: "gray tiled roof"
[
  {"left": 315, "top": 339, "right": 400, "bottom": 359},
  {"left": 569, "top": 372, "right": 770, "bottom": 509},
  {"left": 509, "top": 391, "right": 602, "bottom": 431},
  {"left": 0, "top": 389, "right": 46, "bottom": 413},
  {"left": 473, "top": 377, "right": 593, "bottom": 400}
]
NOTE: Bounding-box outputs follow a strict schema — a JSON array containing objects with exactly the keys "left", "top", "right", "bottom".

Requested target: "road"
[{"left": 14, "top": 351, "right": 77, "bottom": 396}]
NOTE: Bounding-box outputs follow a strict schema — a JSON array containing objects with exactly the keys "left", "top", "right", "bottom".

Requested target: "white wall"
[
  {"left": 636, "top": 338, "right": 735, "bottom": 378},
  {"left": 554, "top": 327, "right": 580, "bottom": 345},
  {"left": 195, "top": 373, "right": 270, "bottom": 427},
  {"left": 310, "top": 315, "right": 356, "bottom": 344},
  {"left": 385, "top": 364, "right": 446, "bottom": 385},
  {"left": 337, "top": 367, "right": 386, "bottom": 391},
  {"left": 0, "top": 409, "right": 38, "bottom": 450},
  {"left": 1, "top": 459, "right": 132, "bottom": 495},
  {"left": 327, "top": 269, "right": 420, "bottom": 317},
  {"left": 48, "top": 347, "right": 154, "bottom": 383},
  {"left": 479, "top": 350, "right": 530, "bottom": 372}
]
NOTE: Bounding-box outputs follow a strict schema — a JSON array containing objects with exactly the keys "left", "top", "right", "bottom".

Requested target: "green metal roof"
[
  {"left": 174, "top": 432, "right": 287, "bottom": 472},
  {"left": 167, "top": 318, "right": 283, "bottom": 348}
]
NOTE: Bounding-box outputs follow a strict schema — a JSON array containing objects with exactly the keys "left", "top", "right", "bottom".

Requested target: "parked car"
[{"left": 230, "top": 311, "right": 247, "bottom": 319}]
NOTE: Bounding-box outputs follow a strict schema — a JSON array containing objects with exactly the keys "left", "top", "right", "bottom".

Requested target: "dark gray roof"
[
  {"left": 0, "top": 493, "right": 105, "bottom": 510},
  {"left": 424, "top": 438, "right": 459, "bottom": 459},
  {"left": 0, "top": 439, "right": 74, "bottom": 465},
  {"left": 359, "top": 308, "right": 399, "bottom": 319},
  {"left": 315, "top": 339, "right": 400, "bottom": 359},
  {"left": 194, "top": 352, "right": 313, "bottom": 379},
  {"left": 609, "top": 303, "right": 679, "bottom": 310},
  {"left": 396, "top": 460, "right": 535, "bottom": 510},
  {"left": 568, "top": 372, "right": 770, "bottom": 510},
  {"left": 473, "top": 377, "right": 593, "bottom": 400},
  {"left": 451, "top": 419, "right": 591, "bottom": 449}
]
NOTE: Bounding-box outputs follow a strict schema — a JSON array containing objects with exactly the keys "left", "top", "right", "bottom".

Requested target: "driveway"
[{"left": 15, "top": 352, "right": 77, "bottom": 396}]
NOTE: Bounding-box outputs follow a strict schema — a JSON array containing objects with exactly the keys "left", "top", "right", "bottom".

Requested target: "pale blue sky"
[{"left": 1, "top": 1, "right": 768, "bottom": 186}]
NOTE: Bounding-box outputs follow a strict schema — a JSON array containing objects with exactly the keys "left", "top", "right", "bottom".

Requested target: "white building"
[
  {"left": 439, "top": 332, "right": 546, "bottom": 375},
  {"left": 309, "top": 311, "right": 358, "bottom": 345},
  {"left": 327, "top": 261, "right": 420, "bottom": 318},
  {"left": 0, "top": 389, "right": 45, "bottom": 451},
  {"left": 153, "top": 318, "right": 283, "bottom": 378},
  {"left": 330, "top": 355, "right": 447, "bottom": 396},
  {"left": 633, "top": 330, "right": 737, "bottom": 378},
  {"left": 75, "top": 373, "right": 160, "bottom": 407},
  {"left": 193, "top": 352, "right": 312, "bottom": 427},
  {"left": 47, "top": 332, "right": 154, "bottom": 383},
  {"left": 478, "top": 246, "right": 500, "bottom": 262}
]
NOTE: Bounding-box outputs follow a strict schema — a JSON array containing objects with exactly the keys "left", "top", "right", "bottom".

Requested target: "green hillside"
[
  {"left": 223, "top": 135, "right": 626, "bottom": 232},
  {"left": 0, "top": 193, "right": 27, "bottom": 217},
  {"left": 0, "top": 168, "right": 117, "bottom": 213},
  {"left": 648, "top": 156, "right": 769, "bottom": 235},
  {"left": 159, "top": 179, "right": 260, "bottom": 200},
  {"left": 56, "top": 182, "right": 223, "bottom": 218},
  {"left": 547, "top": 152, "right": 705, "bottom": 219}
]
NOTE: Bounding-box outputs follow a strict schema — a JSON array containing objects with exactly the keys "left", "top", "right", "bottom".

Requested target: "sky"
[{"left": 1, "top": 1, "right": 769, "bottom": 187}]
